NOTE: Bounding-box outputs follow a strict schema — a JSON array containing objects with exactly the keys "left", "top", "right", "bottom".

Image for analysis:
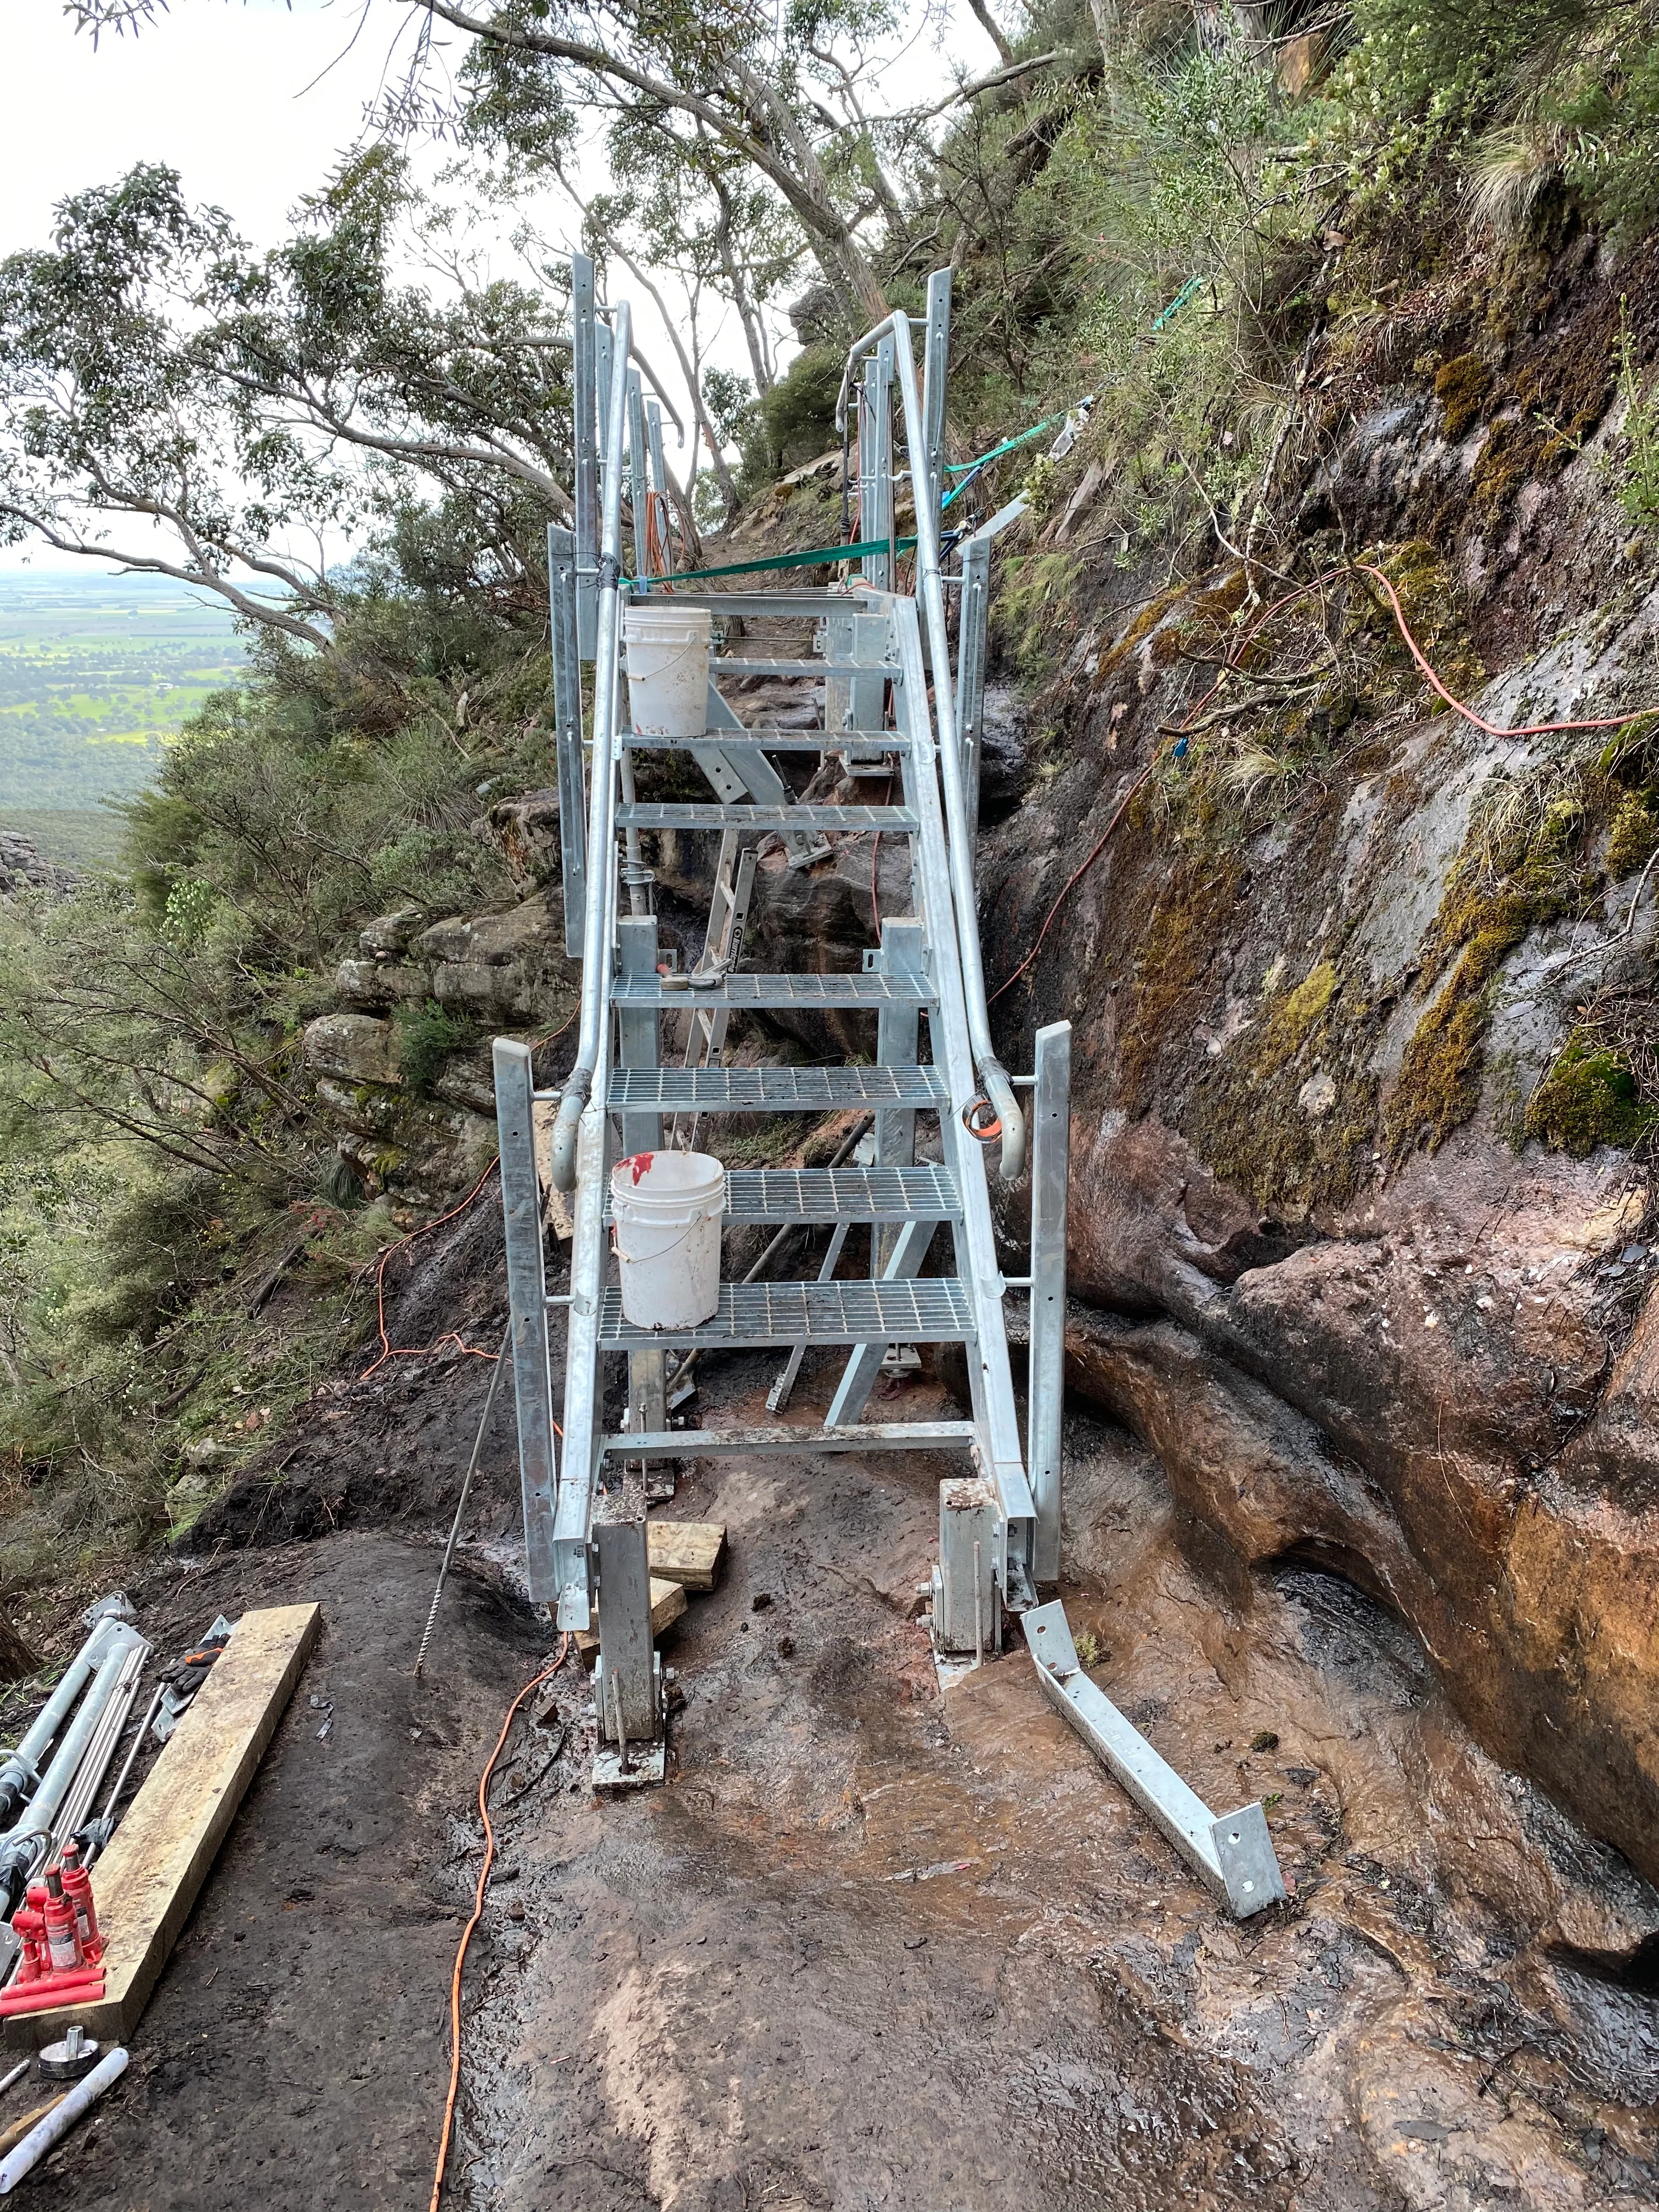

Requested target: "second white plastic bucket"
[
  {"left": 611, "top": 1150, "right": 724, "bottom": 1329},
  {"left": 623, "top": 604, "right": 713, "bottom": 738}
]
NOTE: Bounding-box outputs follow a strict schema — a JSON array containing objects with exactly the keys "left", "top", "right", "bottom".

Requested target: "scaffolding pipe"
[
  {"left": 0, "top": 1626, "right": 145, "bottom": 1915},
  {"left": 550, "top": 299, "right": 634, "bottom": 1193},
  {"left": 0, "top": 1617, "right": 122, "bottom": 1833}
]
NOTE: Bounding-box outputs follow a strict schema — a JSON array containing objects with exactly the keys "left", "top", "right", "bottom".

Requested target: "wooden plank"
[
  {"left": 574, "top": 1576, "right": 687, "bottom": 1661},
  {"left": 5, "top": 1602, "right": 321, "bottom": 2049},
  {"left": 647, "top": 1521, "right": 726, "bottom": 1592}
]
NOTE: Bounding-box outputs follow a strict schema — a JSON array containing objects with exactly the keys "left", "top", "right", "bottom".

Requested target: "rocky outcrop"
[
  {"left": 333, "top": 895, "right": 575, "bottom": 1029},
  {"left": 303, "top": 891, "right": 577, "bottom": 1206},
  {"left": 0, "top": 832, "right": 75, "bottom": 898},
  {"left": 974, "top": 242, "right": 1659, "bottom": 1884}
]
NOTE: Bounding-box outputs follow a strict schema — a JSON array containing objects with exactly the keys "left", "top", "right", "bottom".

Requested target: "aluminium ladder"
[{"left": 493, "top": 259, "right": 1284, "bottom": 1915}]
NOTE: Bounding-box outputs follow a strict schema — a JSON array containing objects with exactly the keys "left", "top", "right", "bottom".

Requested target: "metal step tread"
[
  {"left": 601, "top": 1421, "right": 979, "bottom": 1457},
  {"left": 606, "top": 1065, "right": 945, "bottom": 1111},
  {"left": 601, "top": 1165, "right": 960, "bottom": 1224},
  {"left": 626, "top": 729, "right": 906, "bottom": 753},
  {"left": 714, "top": 658, "right": 896, "bottom": 677},
  {"left": 596, "top": 1277, "right": 973, "bottom": 1347},
  {"left": 610, "top": 971, "right": 934, "bottom": 1009},
  {"left": 616, "top": 803, "right": 915, "bottom": 831}
]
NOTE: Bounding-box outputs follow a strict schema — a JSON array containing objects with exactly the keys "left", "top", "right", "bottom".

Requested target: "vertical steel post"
[
  {"left": 872, "top": 917, "right": 924, "bottom": 1273},
  {"left": 646, "top": 399, "right": 669, "bottom": 575},
  {"left": 956, "top": 533, "right": 991, "bottom": 850},
  {"left": 862, "top": 341, "right": 895, "bottom": 592},
  {"left": 1029, "top": 1020, "right": 1070, "bottom": 1583},
  {"left": 572, "top": 255, "right": 599, "bottom": 661},
  {"left": 547, "top": 523, "right": 586, "bottom": 956},
  {"left": 617, "top": 915, "right": 667, "bottom": 1455},
  {"left": 493, "top": 1039, "right": 558, "bottom": 1601},
  {"left": 922, "top": 268, "right": 952, "bottom": 528},
  {"left": 595, "top": 1520, "right": 661, "bottom": 1752},
  {"left": 627, "top": 367, "right": 647, "bottom": 583}
]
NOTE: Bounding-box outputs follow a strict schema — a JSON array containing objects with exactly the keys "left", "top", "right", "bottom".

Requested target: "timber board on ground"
[{"left": 3, "top": 1601, "right": 321, "bottom": 2048}]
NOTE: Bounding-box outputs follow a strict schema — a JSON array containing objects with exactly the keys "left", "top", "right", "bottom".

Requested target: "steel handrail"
[
  {"left": 550, "top": 300, "right": 633, "bottom": 1193},
  {"left": 836, "top": 314, "right": 1025, "bottom": 1179}
]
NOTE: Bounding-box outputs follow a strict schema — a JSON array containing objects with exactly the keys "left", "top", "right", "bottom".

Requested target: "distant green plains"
[{"left": 0, "top": 571, "right": 253, "bottom": 815}]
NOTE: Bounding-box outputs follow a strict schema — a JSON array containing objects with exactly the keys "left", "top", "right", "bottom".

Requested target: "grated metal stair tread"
[
  {"left": 601, "top": 1164, "right": 960, "bottom": 1224},
  {"left": 625, "top": 729, "right": 906, "bottom": 754},
  {"left": 601, "top": 1421, "right": 980, "bottom": 1456},
  {"left": 596, "top": 1276, "right": 974, "bottom": 1348},
  {"left": 606, "top": 1065, "right": 946, "bottom": 1111},
  {"left": 616, "top": 803, "right": 915, "bottom": 831},
  {"left": 713, "top": 657, "right": 895, "bottom": 676},
  {"left": 610, "top": 970, "right": 934, "bottom": 1009}
]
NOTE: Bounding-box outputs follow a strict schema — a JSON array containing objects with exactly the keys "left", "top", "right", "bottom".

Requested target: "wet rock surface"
[
  {"left": 967, "top": 256, "right": 1659, "bottom": 1892},
  {"left": 53, "top": 1186, "right": 1656, "bottom": 2210}
]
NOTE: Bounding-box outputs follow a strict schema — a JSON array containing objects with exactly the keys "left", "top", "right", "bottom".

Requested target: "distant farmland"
[{"left": 0, "top": 572, "right": 253, "bottom": 831}]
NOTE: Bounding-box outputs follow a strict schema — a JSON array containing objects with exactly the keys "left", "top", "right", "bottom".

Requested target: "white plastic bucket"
[
  {"left": 624, "top": 605, "right": 713, "bottom": 738},
  {"left": 611, "top": 1150, "right": 724, "bottom": 1328}
]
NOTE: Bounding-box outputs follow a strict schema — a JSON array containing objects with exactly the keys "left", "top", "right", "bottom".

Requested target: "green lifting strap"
[{"left": 635, "top": 533, "right": 918, "bottom": 588}]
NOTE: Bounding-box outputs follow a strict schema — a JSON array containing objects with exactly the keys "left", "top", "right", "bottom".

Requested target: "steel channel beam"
[
  {"left": 922, "top": 267, "right": 952, "bottom": 534},
  {"left": 494, "top": 1040, "right": 559, "bottom": 1600},
  {"left": 1029, "top": 1020, "right": 1070, "bottom": 1582},
  {"left": 572, "top": 253, "right": 599, "bottom": 659},
  {"left": 696, "top": 687, "right": 827, "bottom": 870},
  {"left": 602, "top": 1421, "right": 980, "bottom": 1455},
  {"left": 554, "top": 1087, "right": 608, "bottom": 1628},
  {"left": 826, "top": 1217, "right": 939, "bottom": 1428},
  {"left": 595, "top": 1520, "right": 659, "bottom": 1749},
  {"left": 547, "top": 522, "right": 586, "bottom": 955},
  {"left": 627, "top": 368, "right": 648, "bottom": 582},
  {"left": 645, "top": 399, "right": 669, "bottom": 580},
  {"left": 955, "top": 534, "right": 990, "bottom": 850},
  {"left": 616, "top": 915, "right": 666, "bottom": 1460},
  {"left": 872, "top": 917, "right": 924, "bottom": 1273},
  {"left": 891, "top": 596, "right": 1034, "bottom": 1571},
  {"left": 1023, "top": 1602, "right": 1287, "bottom": 1919}
]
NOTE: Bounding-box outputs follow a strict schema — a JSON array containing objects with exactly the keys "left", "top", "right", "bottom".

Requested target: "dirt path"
[
  {"left": 9, "top": 1323, "right": 1656, "bottom": 2208},
  {"left": 17, "top": 1532, "right": 547, "bottom": 2212}
]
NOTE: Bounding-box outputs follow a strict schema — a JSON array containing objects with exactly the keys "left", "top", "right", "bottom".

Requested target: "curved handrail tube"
[
  {"left": 551, "top": 300, "right": 633, "bottom": 1193},
  {"left": 842, "top": 311, "right": 1025, "bottom": 1178}
]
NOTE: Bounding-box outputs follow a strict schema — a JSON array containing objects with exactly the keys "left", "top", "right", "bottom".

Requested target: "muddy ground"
[{"left": 1, "top": 1205, "right": 1656, "bottom": 2209}]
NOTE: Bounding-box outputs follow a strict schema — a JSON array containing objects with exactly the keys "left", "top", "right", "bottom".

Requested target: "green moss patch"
[
  {"left": 1434, "top": 354, "right": 1492, "bottom": 441},
  {"left": 1525, "top": 1039, "right": 1655, "bottom": 1156}
]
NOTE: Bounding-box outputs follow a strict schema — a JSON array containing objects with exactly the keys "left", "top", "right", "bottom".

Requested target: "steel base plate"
[{"left": 592, "top": 1740, "right": 667, "bottom": 1790}]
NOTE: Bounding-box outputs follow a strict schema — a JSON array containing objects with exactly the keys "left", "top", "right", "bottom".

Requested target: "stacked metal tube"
[{"left": 0, "top": 1618, "right": 150, "bottom": 1921}]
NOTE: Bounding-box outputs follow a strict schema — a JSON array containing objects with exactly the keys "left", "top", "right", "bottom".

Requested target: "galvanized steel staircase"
[{"left": 489, "top": 257, "right": 1285, "bottom": 1914}]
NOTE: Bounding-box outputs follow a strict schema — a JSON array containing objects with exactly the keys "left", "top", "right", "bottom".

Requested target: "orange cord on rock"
[
  {"left": 428, "top": 1636, "right": 570, "bottom": 2212},
  {"left": 988, "top": 556, "right": 1659, "bottom": 1006},
  {"left": 359, "top": 1161, "right": 503, "bottom": 1380}
]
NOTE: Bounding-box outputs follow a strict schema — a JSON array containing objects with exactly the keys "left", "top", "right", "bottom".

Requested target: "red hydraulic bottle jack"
[{"left": 0, "top": 1870, "right": 106, "bottom": 2017}]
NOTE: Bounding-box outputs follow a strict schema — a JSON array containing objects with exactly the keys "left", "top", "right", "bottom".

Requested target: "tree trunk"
[
  {"left": 0, "top": 1615, "right": 41, "bottom": 1686},
  {"left": 967, "top": 0, "right": 1014, "bottom": 67}
]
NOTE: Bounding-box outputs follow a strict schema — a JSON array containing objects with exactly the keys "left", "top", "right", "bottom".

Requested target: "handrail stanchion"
[
  {"left": 836, "top": 311, "right": 1025, "bottom": 1178},
  {"left": 550, "top": 299, "right": 633, "bottom": 1193}
]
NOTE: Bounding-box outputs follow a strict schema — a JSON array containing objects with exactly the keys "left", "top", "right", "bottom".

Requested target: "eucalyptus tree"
[
  {"left": 70, "top": 0, "right": 1059, "bottom": 336},
  {"left": 0, "top": 151, "right": 578, "bottom": 636}
]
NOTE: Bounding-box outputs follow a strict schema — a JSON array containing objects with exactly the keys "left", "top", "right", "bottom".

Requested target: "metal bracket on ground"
[{"left": 1021, "top": 1600, "right": 1286, "bottom": 1920}]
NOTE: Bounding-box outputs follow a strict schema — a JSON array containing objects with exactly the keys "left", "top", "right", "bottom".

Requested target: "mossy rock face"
[
  {"left": 1434, "top": 354, "right": 1492, "bottom": 442},
  {"left": 1606, "top": 789, "right": 1659, "bottom": 880},
  {"left": 1117, "top": 856, "right": 1244, "bottom": 1111},
  {"left": 1526, "top": 1040, "right": 1655, "bottom": 1156},
  {"left": 1185, "top": 952, "right": 1383, "bottom": 1217}
]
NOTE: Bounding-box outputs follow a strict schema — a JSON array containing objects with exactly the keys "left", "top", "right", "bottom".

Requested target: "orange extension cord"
[
  {"left": 428, "top": 1638, "right": 570, "bottom": 2211},
  {"left": 988, "top": 556, "right": 1659, "bottom": 1004}
]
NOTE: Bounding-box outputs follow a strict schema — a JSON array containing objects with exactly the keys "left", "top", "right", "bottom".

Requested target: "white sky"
[{"left": 1, "top": 0, "right": 997, "bottom": 573}]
